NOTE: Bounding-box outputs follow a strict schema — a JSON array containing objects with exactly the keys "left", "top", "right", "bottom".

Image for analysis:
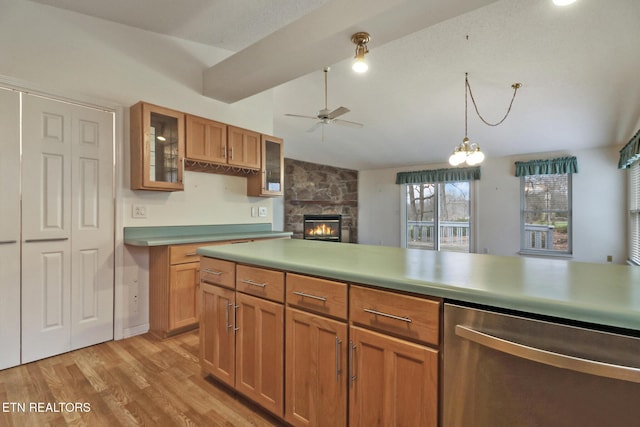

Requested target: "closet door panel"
[
  {"left": 71, "top": 106, "right": 114, "bottom": 349},
  {"left": 21, "top": 94, "right": 73, "bottom": 363},
  {"left": 21, "top": 94, "right": 114, "bottom": 362},
  {"left": 0, "top": 88, "right": 20, "bottom": 370}
]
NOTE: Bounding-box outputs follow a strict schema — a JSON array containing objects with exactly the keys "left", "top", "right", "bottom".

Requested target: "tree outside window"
[
  {"left": 521, "top": 174, "right": 571, "bottom": 254},
  {"left": 406, "top": 182, "right": 471, "bottom": 253}
]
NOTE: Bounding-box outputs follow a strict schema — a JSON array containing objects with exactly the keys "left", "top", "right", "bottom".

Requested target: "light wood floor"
[{"left": 0, "top": 331, "right": 283, "bottom": 426}]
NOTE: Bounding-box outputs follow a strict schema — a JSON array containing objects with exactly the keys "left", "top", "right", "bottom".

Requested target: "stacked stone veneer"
[{"left": 284, "top": 158, "right": 358, "bottom": 243}]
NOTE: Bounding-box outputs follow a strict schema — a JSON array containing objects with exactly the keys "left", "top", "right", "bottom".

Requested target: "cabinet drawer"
[
  {"left": 349, "top": 285, "right": 441, "bottom": 346},
  {"left": 200, "top": 257, "right": 235, "bottom": 289},
  {"left": 170, "top": 242, "right": 210, "bottom": 264},
  {"left": 236, "top": 264, "right": 284, "bottom": 303},
  {"left": 286, "top": 273, "right": 347, "bottom": 320}
]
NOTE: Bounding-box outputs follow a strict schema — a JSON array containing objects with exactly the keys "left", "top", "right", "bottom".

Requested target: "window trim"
[
  {"left": 518, "top": 173, "right": 573, "bottom": 257},
  {"left": 628, "top": 160, "right": 640, "bottom": 265}
]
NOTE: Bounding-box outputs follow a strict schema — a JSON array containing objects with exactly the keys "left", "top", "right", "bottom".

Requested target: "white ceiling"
[{"left": 29, "top": 0, "right": 640, "bottom": 170}]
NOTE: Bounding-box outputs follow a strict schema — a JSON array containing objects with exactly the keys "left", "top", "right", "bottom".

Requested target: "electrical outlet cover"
[{"left": 258, "top": 207, "right": 267, "bottom": 217}]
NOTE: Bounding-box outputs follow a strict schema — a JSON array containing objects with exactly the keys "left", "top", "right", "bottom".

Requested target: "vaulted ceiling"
[{"left": 29, "top": 0, "right": 640, "bottom": 170}]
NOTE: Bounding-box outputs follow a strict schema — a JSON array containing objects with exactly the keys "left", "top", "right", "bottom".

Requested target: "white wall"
[
  {"left": 359, "top": 146, "right": 627, "bottom": 264},
  {"left": 0, "top": 0, "right": 278, "bottom": 338}
]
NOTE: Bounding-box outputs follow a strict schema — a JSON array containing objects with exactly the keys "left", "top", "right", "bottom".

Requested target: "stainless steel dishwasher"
[{"left": 444, "top": 303, "right": 640, "bottom": 427}]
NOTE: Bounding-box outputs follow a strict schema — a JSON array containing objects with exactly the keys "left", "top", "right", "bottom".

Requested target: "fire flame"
[{"left": 307, "top": 224, "right": 336, "bottom": 236}]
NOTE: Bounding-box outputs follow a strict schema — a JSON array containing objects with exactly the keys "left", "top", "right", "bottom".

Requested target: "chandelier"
[{"left": 449, "top": 73, "right": 521, "bottom": 166}]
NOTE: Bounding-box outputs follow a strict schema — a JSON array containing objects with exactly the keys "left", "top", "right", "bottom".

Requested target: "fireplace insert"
[{"left": 303, "top": 214, "right": 342, "bottom": 242}]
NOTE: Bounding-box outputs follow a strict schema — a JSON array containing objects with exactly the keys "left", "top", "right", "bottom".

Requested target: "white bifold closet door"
[
  {"left": 0, "top": 88, "right": 21, "bottom": 370},
  {"left": 21, "top": 93, "right": 114, "bottom": 363}
]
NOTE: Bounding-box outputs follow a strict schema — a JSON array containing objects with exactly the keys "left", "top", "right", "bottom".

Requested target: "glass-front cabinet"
[
  {"left": 130, "top": 102, "right": 185, "bottom": 191},
  {"left": 248, "top": 135, "right": 284, "bottom": 197}
]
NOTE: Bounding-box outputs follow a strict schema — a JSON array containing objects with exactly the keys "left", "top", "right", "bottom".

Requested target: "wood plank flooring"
[{"left": 0, "top": 331, "right": 283, "bottom": 426}]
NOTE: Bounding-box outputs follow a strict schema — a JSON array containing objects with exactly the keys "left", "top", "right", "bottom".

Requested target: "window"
[
  {"left": 629, "top": 161, "right": 640, "bottom": 265},
  {"left": 520, "top": 173, "right": 572, "bottom": 255},
  {"left": 404, "top": 182, "right": 472, "bottom": 253}
]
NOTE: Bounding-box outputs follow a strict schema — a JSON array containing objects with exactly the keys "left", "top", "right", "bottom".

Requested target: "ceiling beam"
[{"left": 203, "top": 0, "right": 498, "bottom": 103}]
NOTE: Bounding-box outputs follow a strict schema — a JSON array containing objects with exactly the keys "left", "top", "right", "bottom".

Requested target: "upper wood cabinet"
[
  {"left": 130, "top": 102, "right": 185, "bottom": 191},
  {"left": 248, "top": 135, "right": 284, "bottom": 197},
  {"left": 185, "top": 114, "right": 227, "bottom": 164},
  {"left": 227, "top": 125, "right": 261, "bottom": 169}
]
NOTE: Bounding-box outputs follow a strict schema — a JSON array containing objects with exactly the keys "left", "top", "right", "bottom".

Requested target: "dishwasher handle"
[{"left": 455, "top": 324, "right": 640, "bottom": 384}]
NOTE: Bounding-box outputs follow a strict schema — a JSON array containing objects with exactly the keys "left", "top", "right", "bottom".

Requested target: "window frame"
[
  {"left": 628, "top": 160, "right": 640, "bottom": 266},
  {"left": 519, "top": 173, "right": 573, "bottom": 257},
  {"left": 401, "top": 181, "right": 476, "bottom": 253}
]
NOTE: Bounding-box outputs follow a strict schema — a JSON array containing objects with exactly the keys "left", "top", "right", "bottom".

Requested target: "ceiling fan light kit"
[
  {"left": 351, "top": 32, "right": 370, "bottom": 73},
  {"left": 449, "top": 72, "right": 521, "bottom": 167},
  {"left": 284, "top": 67, "right": 363, "bottom": 141}
]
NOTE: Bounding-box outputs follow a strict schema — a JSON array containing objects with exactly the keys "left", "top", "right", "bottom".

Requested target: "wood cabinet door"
[
  {"left": 200, "top": 283, "right": 235, "bottom": 387},
  {"left": 235, "top": 292, "right": 284, "bottom": 417},
  {"left": 285, "top": 308, "right": 347, "bottom": 427},
  {"left": 228, "top": 126, "right": 260, "bottom": 169},
  {"left": 349, "top": 326, "right": 438, "bottom": 427},
  {"left": 169, "top": 262, "right": 200, "bottom": 330},
  {"left": 185, "top": 114, "right": 227, "bottom": 164}
]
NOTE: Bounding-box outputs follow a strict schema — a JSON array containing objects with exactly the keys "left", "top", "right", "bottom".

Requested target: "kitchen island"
[
  {"left": 197, "top": 238, "right": 640, "bottom": 427},
  {"left": 197, "top": 238, "right": 640, "bottom": 331}
]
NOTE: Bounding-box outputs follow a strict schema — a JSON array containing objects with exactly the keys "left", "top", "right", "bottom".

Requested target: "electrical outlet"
[
  {"left": 258, "top": 206, "right": 267, "bottom": 217},
  {"left": 607, "top": 255, "right": 613, "bottom": 263},
  {"left": 132, "top": 205, "right": 147, "bottom": 218}
]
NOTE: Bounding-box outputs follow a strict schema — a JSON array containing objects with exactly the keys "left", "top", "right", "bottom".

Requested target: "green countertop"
[
  {"left": 123, "top": 224, "right": 292, "bottom": 246},
  {"left": 197, "top": 239, "right": 640, "bottom": 332}
]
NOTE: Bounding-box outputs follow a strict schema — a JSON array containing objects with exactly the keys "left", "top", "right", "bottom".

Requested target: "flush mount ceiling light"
[
  {"left": 553, "top": 0, "right": 577, "bottom": 5},
  {"left": 449, "top": 73, "right": 521, "bottom": 167},
  {"left": 351, "top": 32, "right": 370, "bottom": 73}
]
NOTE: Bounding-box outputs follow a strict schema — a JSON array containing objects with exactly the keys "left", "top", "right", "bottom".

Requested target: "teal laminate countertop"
[
  {"left": 124, "top": 224, "right": 292, "bottom": 246},
  {"left": 197, "top": 239, "right": 640, "bottom": 332}
]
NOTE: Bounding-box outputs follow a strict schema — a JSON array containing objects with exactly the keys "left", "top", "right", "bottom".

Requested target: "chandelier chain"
[{"left": 465, "top": 73, "right": 521, "bottom": 127}]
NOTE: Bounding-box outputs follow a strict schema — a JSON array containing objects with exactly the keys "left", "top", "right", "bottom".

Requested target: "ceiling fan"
[{"left": 285, "top": 67, "right": 363, "bottom": 139}]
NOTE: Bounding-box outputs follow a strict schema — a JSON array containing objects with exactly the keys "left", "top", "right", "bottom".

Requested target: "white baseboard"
[{"left": 121, "top": 323, "right": 149, "bottom": 339}]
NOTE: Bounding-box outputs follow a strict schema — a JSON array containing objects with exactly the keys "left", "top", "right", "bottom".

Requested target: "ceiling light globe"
[
  {"left": 466, "top": 150, "right": 485, "bottom": 165},
  {"left": 449, "top": 150, "right": 465, "bottom": 166},
  {"left": 352, "top": 60, "right": 368, "bottom": 73},
  {"left": 552, "top": 0, "right": 577, "bottom": 6}
]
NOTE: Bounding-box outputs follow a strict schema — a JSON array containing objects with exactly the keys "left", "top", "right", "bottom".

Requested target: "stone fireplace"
[{"left": 284, "top": 158, "right": 358, "bottom": 242}]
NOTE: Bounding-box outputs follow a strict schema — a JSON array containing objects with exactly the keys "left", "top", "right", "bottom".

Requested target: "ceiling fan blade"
[
  {"left": 285, "top": 113, "right": 318, "bottom": 120},
  {"left": 334, "top": 118, "right": 364, "bottom": 128},
  {"left": 327, "top": 106, "right": 350, "bottom": 119},
  {"left": 306, "top": 122, "right": 323, "bottom": 132}
]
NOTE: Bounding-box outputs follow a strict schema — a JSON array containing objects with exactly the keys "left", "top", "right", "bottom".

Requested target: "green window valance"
[
  {"left": 618, "top": 129, "right": 640, "bottom": 169},
  {"left": 396, "top": 166, "right": 481, "bottom": 184},
  {"left": 514, "top": 156, "right": 578, "bottom": 177}
]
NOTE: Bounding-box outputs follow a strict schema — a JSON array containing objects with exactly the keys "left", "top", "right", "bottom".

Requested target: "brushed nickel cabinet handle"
[
  {"left": 233, "top": 304, "right": 240, "bottom": 333},
  {"left": 335, "top": 337, "right": 342, "bottom": 382},
  {"left": 455, "top": 325, "right": 640, "bottom": 384},
  {"left": 349, "top": 341, "right": 357, "bottom": 386},
  {"left": 240, "top": 279, "right": 266, "bottom": 288},
  {"left": 185, "top": 252, "right": 198, "bottom": 256},
  {"left": 202, "top": 268, "right": 223, "bottom": 275},
  {"left": 24, "top": 238, "right": 69, "bottom": 243},
  {"left": 363, "top": 308, "right": 412, "bottom": 323},
  {"left": 0, "top": 240, "right": 17, "bottom": 245},
  {"left": 292, "top": 291, "right": 327, "bottom": 302},
  {"left": 225, "top": 300, "right": 231, "bottom": 334}
]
